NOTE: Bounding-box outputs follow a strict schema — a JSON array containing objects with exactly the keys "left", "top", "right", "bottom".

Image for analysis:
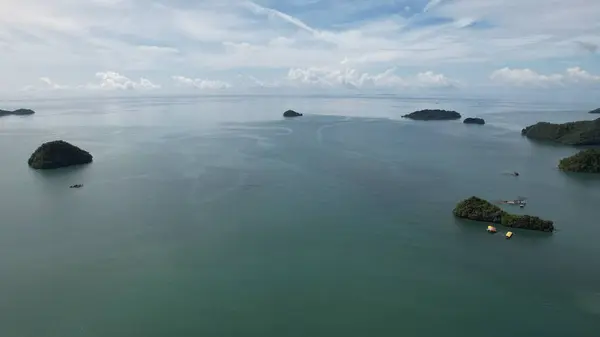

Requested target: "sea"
[{"left": 0, "top": 94, "right": 599, "bottom": 337}]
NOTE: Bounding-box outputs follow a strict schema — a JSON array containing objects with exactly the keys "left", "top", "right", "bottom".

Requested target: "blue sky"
[{"left": 1, "top": 0, "right": 599, "bottom": 96}]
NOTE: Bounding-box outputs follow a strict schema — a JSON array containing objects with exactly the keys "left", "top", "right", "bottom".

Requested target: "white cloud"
[
  {"left": 286, "top": 67, "right": 457, "bottom": 89},
  {"left": 287, "top": 67, "right": 403, "bottom": 88},
  {"left": 172, "top": 76, "right": 231, "bottom": 89},
  {"left": 23, "top": 71, "right": 160, "bottom": 92},
  {"left": 490, "top": 68, "right": 564, "bottom": 87},
  {"left": 490, "top": 67, "right": 600, "bottom": 87},
  {"left": 21, "top": 77, "right": 71, "bottom": 92},
  {"left": 39, "top": 77, "right": 69, "bottom": 90},
  {"left": 91, "top": 71, "right": 160, "bottom": 90},
  {"left": 415, "top": 71, "right": 458, "bottom": 88},
  {"left": 1, "top": 0, "right": 600, "bottom": 94},
  {"left": 242, "top": 1, "right": 317, "bottom": 35},
  {"left": 237, "top": 74, "right": 281, "bottom": 88},
  {"left": 423, "top": 0, "right": 444, "bottom": 12},
  {"left": 566, "top": 67, "right": 600, "bottom": 83}
]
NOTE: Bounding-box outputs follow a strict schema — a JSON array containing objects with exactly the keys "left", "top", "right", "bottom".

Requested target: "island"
[
  {"left": 28, "top": 140, "right": 93, "bottom": 170},
  {"left": 589, "top": 108, "right": 600, "bottom": 114},
  {"left": 283, "top": 110, "right": 303, "bottom": 118},
  {"left": 0, "top": 108, "right": 35, "bottom": 117},
  {"left": 558, "top": 149, "right": 600, "bottom": 173},
  {"left": 453, "top": 196, "right": 554, "bottom": 232},
  {"left": 463, "top": 117, "right": 485, "bottom": 125},
  {"left": 521, "top": 118, "right": 600, "bottom": 145},
  {"left": 402, "top": 109, "right": 461, "bottom": 121}
]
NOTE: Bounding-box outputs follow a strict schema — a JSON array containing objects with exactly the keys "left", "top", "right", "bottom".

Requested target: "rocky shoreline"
[
  {"left": 28, "top": 140, "right": 93, "bottom": 170},
  {"left": 0, "top": 108, "right": 35, "bottom": 117},
  {"left": 283, "top": 110, "right": 303, "bottom": 118},
  {"left": 453, "top": 196, "right": 554, "bottom": 232},
  {"left": 521, "top": 118, "right": 600, "bottom": 146},
  {"left": 559, "top": 149, "right": 600, "bottom": 173},
  {"left": 402, "top": 109, "right": 461, "bottom": 121},
  {"left": 463, "top": 117, "right": 485, "bottom": 125}
]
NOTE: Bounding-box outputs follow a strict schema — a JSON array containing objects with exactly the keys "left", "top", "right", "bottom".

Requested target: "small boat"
[
  {"left": 487, "top": 225, "right": 497, "bottom": 233},
  {"left": 501, "top": 197, "right": 527, "bottom": 206},
  {"left": 505, "top": 231, "right": 513, "bottom": 239},
  {"left": 69, "top": 184, "right": 83, "bottom": 189}
]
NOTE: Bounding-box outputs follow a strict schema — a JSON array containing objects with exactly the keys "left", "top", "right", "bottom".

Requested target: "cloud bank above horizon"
[{"left": 1, "top": 0, "right": 599, "bottom": 95}]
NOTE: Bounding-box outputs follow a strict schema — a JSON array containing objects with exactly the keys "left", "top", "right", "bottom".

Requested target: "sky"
[{"left": 1, "top": 0, "right": 599, "bottom": 97}]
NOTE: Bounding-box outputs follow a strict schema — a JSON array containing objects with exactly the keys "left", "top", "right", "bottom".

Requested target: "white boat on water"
[{"left": 501, "top": 197, "right": 527, "bottom": 206}]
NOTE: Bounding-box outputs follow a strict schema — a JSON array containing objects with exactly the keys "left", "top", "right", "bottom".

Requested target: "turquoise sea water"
[{"left": 0, "top": 95, "right": 599, "bottom": 336}]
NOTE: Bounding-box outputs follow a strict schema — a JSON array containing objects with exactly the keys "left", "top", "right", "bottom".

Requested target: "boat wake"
[{"left": 316, "top": 117, "right": 352, "bottom": 144}]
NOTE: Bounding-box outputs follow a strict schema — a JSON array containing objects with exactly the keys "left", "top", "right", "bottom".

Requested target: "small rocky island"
[
  {"left": 558, "top": 149, "right": 600, "bottom": 173},
  {"left": 589, "top": 108, "right": 600, "bottom": 114},
  {"left": 28, "top": 140, "right": 93, "bottom": 170},
  {"left": 521, "top": 118, "right": 600, "bottom": 145},
  {"left": 463, "top": 117, "right": 485, "bottom": 125},
  {"left": 0, "top": 108, "right": 35, "bottom": 117},
  {"left": 283, "top": 110, "right": 303, "bottom": 118},
  {"left": 402, "top": 109, "right": 461, "bottom": 121},
  {"left": 453, "top": 196, "right": 554, "bottom": 232}
]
